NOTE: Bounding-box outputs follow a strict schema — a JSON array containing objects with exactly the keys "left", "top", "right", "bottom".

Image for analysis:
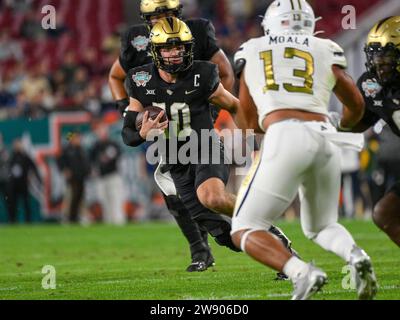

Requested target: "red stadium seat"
[
  {"left": 314, "top": 0, "right": 382, "bottom": 37},
  {"left": 13, "top": 0, "right": 123, "bottom": 69}
]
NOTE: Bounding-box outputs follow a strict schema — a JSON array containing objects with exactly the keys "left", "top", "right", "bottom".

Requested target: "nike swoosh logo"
[{"left": 185, "top": 89, "right": 197, "bottom": 95}]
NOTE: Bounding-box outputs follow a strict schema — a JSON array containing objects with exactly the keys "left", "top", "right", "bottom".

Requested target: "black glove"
[{"left": 116, "top": 98, "right": 130, "bottom": 117}]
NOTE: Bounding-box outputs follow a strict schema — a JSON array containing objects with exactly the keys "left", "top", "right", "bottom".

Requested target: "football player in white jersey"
[{"left": 231, "top": 0, "right": 378, "bottom": 300}]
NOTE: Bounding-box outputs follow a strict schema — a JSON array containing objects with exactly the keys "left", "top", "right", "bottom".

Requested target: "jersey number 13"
[{"left": 260, "top": 47, "right": 314, "bottom": 95}]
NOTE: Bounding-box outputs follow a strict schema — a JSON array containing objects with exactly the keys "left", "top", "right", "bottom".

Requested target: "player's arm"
[
  {"left": 127, "top": 97, "right": 144, "bottom": 112},
  {"left": 210, "top": 50, "right": 235, "bottom": 93},
  {"left": 332, "top": 65, "right": 365, "bottom": 130},
  {"left": 109, "top": 58, "right": 128, "bottom": 100},
  {"left": 232, "top": 50, "right": 263, "bottom": 133},
  {"left": 236, "top": 71, "right": 263, "bottom": 133},
  {"left": 208, "top": 83, "right": 239, "bottom": 115},
  {"left": 347, "top": 76, "right": 381, "bottom": 133},
  {"left": 348, "top": 119, "right": 373, "bottom": 133},
  {"left": 122, "top": 98, "right": 145, "bottom": 147},
  {"left": 122, "top": 98, "right": 167, "bottom": 146},
  {"left": 109, "top": 58, "right": 130, "bottom": 115},
  {"left": 201, "top": 18, "right": 235, "bottom": 93},
  {"left": 109, "top": 27, "right": 136, "bottom": 115}
]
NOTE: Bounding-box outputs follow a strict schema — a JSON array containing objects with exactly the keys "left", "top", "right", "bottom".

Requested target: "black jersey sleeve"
[
  {"left": 356, "top": 74, "right": 381, "bottom": 128},
  {"left": 202, "top": 19, "right": 220, "bottom": 60},
  {"left": 119, "top": 28, "right": 136, "bottom": 73},
  {"left": 188, "top": 19, "right": 220, "bottom": 61},
  {"left": 205, "top": 62, "right": 220, "bottom": 98}
]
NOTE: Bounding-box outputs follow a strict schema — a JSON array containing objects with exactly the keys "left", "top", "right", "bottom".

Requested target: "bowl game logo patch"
[
  {"left": 132, "top": 71, "right": 152, "bottom": 87},
  {"left": 362, "top": 79, "right": 382, "bottom": 98},
  {"left": 131, "top": 35, "right": 149, "bottom": 52}
]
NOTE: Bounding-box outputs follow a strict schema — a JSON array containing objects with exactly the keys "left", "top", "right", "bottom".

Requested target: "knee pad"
[{"left": 195, "top": 213, "right": 241, "bottom": 252}]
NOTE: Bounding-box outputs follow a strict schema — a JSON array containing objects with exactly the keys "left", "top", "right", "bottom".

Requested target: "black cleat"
[
  {"left": 186, "top": 251, "right": 215, "bottom": 272},
  {"left": 186, "top": 261, "right": 207, "bottom": 272},
  {"left": 275, "top": 272, "right": 290, "bottom": 281}
]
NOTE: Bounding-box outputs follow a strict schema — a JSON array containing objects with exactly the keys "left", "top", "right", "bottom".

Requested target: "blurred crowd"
[
  {"left": 0, "top": 0, "right": 121, "bottom": 120},
  {"left": 0, "top": 48, "right": 120, "bottom": 120},
  {"left": 179, "top": 0, "right": 380, "bottom": 60}
]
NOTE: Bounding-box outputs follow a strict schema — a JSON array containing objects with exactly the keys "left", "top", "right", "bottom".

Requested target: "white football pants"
[{"left": 232, "top": 119, "right": 364, "bottom": 241}]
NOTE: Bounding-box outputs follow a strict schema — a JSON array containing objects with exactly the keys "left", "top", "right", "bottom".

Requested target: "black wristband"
[
  {"left": 121, "top": 111, "right": 146, "bottom": 147},
  {"left": 116, "top": 98, "right": 130, "bottom": 116},
  {"left": 122, "top": 129, "right": 145, "bottom": 147}
]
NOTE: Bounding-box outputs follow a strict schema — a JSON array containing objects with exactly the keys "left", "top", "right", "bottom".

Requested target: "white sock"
[
  {"left": 283, "top": 256, "right": 309, "bottom": 280},
  {"left": 313, "top": 223, "right": 356, "bottom": 262}
]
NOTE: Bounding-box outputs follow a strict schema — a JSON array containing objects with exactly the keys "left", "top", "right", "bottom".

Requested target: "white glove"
[{"left": 328, "top": 111, "right": 354, "bottom": 132}]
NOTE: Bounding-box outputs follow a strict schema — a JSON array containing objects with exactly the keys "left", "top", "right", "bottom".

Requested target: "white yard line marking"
[{"left": 0, "top": 287, "right": 18, "bottom": 292}]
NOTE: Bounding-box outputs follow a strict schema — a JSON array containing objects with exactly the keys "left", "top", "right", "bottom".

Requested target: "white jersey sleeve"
[{"left": 326, "top": 39, "right": 347, "bottom": 69}]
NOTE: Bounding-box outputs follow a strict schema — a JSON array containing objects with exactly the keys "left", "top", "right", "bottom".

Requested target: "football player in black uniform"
[
  {"left": 348, "top": 17, "right": 400, "bottom": 247},
  {"left": 123, "top": 17, "right": 241, "bottom": 253},
  {"left": 112, "top": 1, "right": 298, "bottom": 275},
  {"left": 122, "top": 18, "right": 300, "bottom": 278},
  {"left": 109, "top": 0, "right": 235, "bottom": 272}
]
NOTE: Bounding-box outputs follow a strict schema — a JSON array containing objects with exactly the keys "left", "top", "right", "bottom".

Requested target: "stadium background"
[{"left": 0, "top": 0, "right": 400, "bottom": 225}]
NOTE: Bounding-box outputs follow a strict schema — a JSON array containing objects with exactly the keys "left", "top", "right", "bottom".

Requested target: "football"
[{"left": 135, "top": 106, "right": 168, "bottom": 131}]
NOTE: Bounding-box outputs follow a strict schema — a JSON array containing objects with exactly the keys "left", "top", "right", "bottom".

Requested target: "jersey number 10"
[
  {"left": 260, "top": 47, "right": 314, "bottom": 95},
  {"left": 152, "top": 102, "right": 193, "bottom": 138}
]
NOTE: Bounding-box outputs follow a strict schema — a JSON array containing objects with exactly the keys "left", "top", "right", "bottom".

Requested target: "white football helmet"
[{"left": 261, "top": 0, "right": 317, "bottom": 36}]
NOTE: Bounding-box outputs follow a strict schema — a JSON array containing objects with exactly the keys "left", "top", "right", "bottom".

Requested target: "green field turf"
[{"left": 0, "top": 220, "right": 399, "bottom": 300}]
